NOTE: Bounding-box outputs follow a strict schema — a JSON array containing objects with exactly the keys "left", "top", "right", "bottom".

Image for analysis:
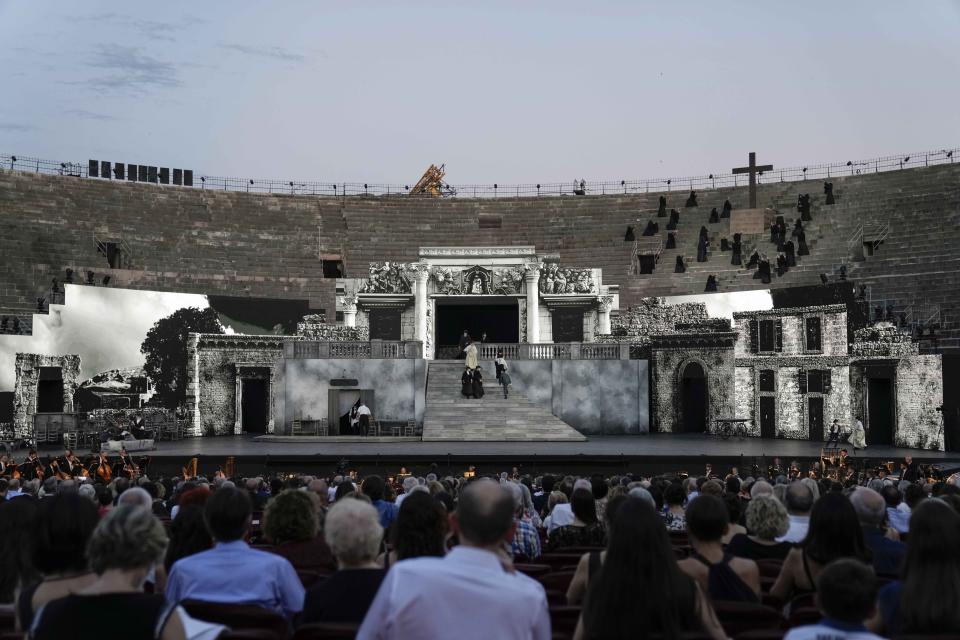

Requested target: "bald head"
[
  {"left": 750, "top": 480, "right": 773, "bottom": 498},
  {"left": 850, "top": 486, "right": 886, "bottom": 526},
  {"left": 456, "top": 478, "right": 514, "bottom": 547}
]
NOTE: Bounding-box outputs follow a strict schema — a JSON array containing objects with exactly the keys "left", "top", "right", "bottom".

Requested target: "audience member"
[
  {"left": 779, "top": 481, "right": 814, "bottom": 543},
  {"left": 394, "top": 476, "right": 419, "bottom": 507},
  {"left": 771, "top": 493, "right": 870, "bottom": 601},
  {"left": 361, "top": 475, "right": 398, "bottom": 531},
  {"left": 30, "top": 505, "right": 187, "bottom": 640},
  {"left": 881, "top": 484, "right": 909, "bottom": 534},
  {"left": 679, "top": 494, "right": 760, "bottom": 602},
  {"left": 662, "top": 483, "right": 687, "bottom": 531},
  {"left": 870, "top": 498, "right": 960, "bottom": 635},
  {"left": 720, "top": 493, "right": 747, "bottom": 545},
  {"left": 507, "top": 482, "right": 541, "bottom": 561},
  {"left": 358, "top": 479, "right": 550, "bottom": 640},
  {"left": 300, "top": 498, "right": 386, "bottom": 626},
  {"left": 566, "top": 495, "right": 627, "bottom": 605},
  {"left": 163, "top": 504, "right": 213, "bottom": 572},
  {"left": 165, "top": 486, "right": 304, "bottom": 618},
  {"left": 16, "top": 493, "right": 99, "bottom": 630},
  {"left": 575, "top": 497, "right": 726, "bottom": 640},
  {"left": 387, "top": 490, "right": 449, "bottom": 566},
  {"left": 0, "top": 496, "right": 38, "bottom": 604},
  {"left": 263, "top": 489, "right": 335, "bottom": 572},
  {"left": 784, "top": 559, "right": 883, "bottom": 640},
  {"left": 727, "top": 495, "right": 792, "bottom": 561},
  {"left": 849, "top": 487, "right": 904, "bottom": 576},
  {"left": 545, "top": 488, "right": 605, "bottom": 551}
]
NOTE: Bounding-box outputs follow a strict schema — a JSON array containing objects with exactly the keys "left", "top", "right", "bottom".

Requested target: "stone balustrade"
[{"left": 286, "top": 340, "right": 423, "bottom": 359}]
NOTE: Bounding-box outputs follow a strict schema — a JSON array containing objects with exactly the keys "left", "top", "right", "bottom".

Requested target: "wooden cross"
[{"left": 732, "top": 152, "right": 773, "bottom": 208}]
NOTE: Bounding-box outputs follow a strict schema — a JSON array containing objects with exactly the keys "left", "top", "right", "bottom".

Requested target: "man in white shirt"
[
  {"left": 356, "top": 402, "right": 372, "bottom": 435},
  {"left": 358, "top": 478, "right": 550, "bottom": 640},
  {"left": 778, "top": 482, "right": 814, "bottom": 543},
  {"left": 546, "top": 478, "right": 590, "bottom": 534}
]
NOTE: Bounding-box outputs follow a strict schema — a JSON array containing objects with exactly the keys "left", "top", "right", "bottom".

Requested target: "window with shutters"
[
  {"left": 805, "top": 317, "right": 822, "bottom": 352},
  {"left": 759, "top": 370, "right": 775, "bottom": 392},
  {"left": 807, "top": 369, "right": 824, "bottom": 393}
]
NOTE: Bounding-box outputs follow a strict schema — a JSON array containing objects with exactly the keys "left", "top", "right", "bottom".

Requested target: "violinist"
[
  {"left": 0, "top": 453, "right": 10, "bottom": 477},
  {"left": 23, "top": 449, "right": 44, "bottom": 481}
]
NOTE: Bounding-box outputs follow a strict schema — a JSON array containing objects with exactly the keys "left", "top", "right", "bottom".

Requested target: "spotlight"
[
  {"left": 819, "top": 273, "right": 829, "bottom": 284},
  {"left": 201, "top": 176, "right": 206, "bottom": 182},
  {"left": 708, "top": 174, "right": 713, "bottom": 179},
  {"left": 948, "top": 151, "right": 954, "bottom": 159},
  {"left": 903, "top": 156, "right": 910, "bottom": 163},
  {"left": 846, "top": 161, "right": 852, "bottom": 166},
  {"left": 404, "top": 185, "right": 409, "bottom": 190},
  {"left": 249, "top": 179, "right": 254, "bottom": 184},
  {"left": 802, "top": 167, "right": 807, "bottom": 174},
  {"left": 11, "top": 156, "right": 16, "bottom": 162},
  {"left": 666, "top": 179, "right": 671, "bottom": 185},
  {"left": 289, "top": 181, "right": 293, "bottom": 187},
  {"left": 60, "top": 163, "right": 67, "bottom": 169},
  {"left": 102, "top": 276, "right": 111, "bottom": 286},
  {"left": 494, "top": 184, "right": 498, "bottom": 189}
]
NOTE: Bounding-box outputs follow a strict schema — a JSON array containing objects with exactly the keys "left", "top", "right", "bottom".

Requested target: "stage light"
[
  {"left": 846, "top": 161, "right": 852, "bottom": 166},
  {"left": 903, "top": 156, "right": 910, "bottom": 163},
  {"left": 404, "top": 185, "right": 409, "bottom": 190},
  {"left": 11, "top": 156, "right": 16, "bottom": 162},
  {"left": 802, "top": 167, "right": 807, "bottom": 173},
  {"left": 289, "top": 181, "right": 293, "bottom": 187},
  {"left": 948, "top": 151, "right": 954, "bottom": 159},
  {"left": 201, "top": 176, "right": 206, "bottom": 182},
  {"left": 249, "top": 179, "right": 254, "bottom": 184},
  {"left": 819, "top": 273, "right": 829, "bottom": 284},
  {"left": 708, "top": 174, "right": 713, "bottom": 179},
  {"left": 666, "top": 179, "right": 671, "bottom": 185}
]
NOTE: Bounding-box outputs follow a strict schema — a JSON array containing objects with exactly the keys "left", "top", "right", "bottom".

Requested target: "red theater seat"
[
  {"left": 292, "top": 622, "right": 361, "bottom": 639},
  {"left": 180, "top": 600, "right": 288, "bottom": 640}
]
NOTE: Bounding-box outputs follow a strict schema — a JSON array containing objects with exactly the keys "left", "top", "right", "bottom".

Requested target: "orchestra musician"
[
  {"left": 0, "top": 453, "right": 9, "bottom": 477},
  {"left": 93, "top": 451, "right": 113, "bottom": 482},
  {"left": 23, "top": 449, "right": 44, "bottom": 481},
  {"left": 118, "top": 446, "right": 140, "bottom": 478}
]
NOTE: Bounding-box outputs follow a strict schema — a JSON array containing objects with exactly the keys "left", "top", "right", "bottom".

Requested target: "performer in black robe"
[
  {"left": 746, "top": 250, "right": 760, "bottom": 269},
  {"left": 624, "top": 225, "right": 635, "bottom": 241},
  {"left": 472, "top": 367, "right": 485, "bottom": 399},
  {"left": 665, "top": 232, "right": 677, "bottom": 249},
  {"left": 708, "top": 208, "right": 719, "bottom": 223},
  {"left": 784, "top": 240, "right": 797, "bottom": 267},
  {"left": 797, "top": 229, "right": 809, "bottom": 256},
  {"left": 721, "top": 199, "right": 732, "bottom": 218},
  {"left": 675, "top": 255, "right": 686, "bottom": 273},
  {"left": 730, "top": 233, "right": 742, "bottom": 266},
  {"left": 759, "top": 257, "right": 772, "bottom": 284},
  {"left": 776, "top": 253, "right": 787, "bottom": 277},
  {"left": 642, "top": 220, "right": 658, "bottom": 236},
  {"left": 697, "top": 234, "right": 709, "bottom": 263},
  {"left": 457, "top": 330, "right": 471, "bottom": 359},
  {"left": 685, "top": 190, "right": 698, "bottom": 207},
  {"left": 461, "top": 369, "right": 474, "bottom": 398},
  {"left": 657, "top": 195, "right": 667, "bottom": 217},
  {"left": 792, "top": 219, "right": 804, "bottom": 237},
  {"left": 666, "top": 209, "right": 680, "bottom": 230},
  {"left": 705, "top": 275, "right": 718, "bottom": 292},
  {"left": 797, "top": 194, "right": 812, "bottom": 221},
  {"left": 824, "top": 182, "right": 835, "bottom": 205},
  {"left": 770, "top": 221, "right": 779, "bottom": 244},
  {"left": 775, "top": 217, "right": 787, "bottom": 251}
]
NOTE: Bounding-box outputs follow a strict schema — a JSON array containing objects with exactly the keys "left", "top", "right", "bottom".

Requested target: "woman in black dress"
[
  {"left": 472, "top": 367, "right": 485, "bottom": 399},
  {"left": 461, "top": 369, "right": 474, "bottom": 398}
]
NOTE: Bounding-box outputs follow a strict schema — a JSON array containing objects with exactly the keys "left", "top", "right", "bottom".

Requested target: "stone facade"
[{"left": 12, "top": 353, "right": 82, "bottom": 438}]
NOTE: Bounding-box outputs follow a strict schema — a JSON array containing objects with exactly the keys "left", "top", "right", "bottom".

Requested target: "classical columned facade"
[{"left": 335, "top": 247, "right": 619, "bottom": 359}]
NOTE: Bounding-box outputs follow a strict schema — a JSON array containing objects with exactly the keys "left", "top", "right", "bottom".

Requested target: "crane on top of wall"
[{"left": 410, "top": 164, "right": 456, "bottom": 196}]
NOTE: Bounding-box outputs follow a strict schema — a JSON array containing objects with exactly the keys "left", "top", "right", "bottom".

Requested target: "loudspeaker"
[
  {"left": 148, "top": 166, "right": 158, "bottom": 183},
  {"left": 88, "top": 160, "right": 99, "bottom": 178},
  {"left": 183, "top": 170, "right": 193, "bottom": 187},
  {"left": 128, "top": 164, "right": 138, "bottom": 181},
  {"left": 159, "top": 167, "right": 169, "bottom": 184},
  {"left": 173, "top": 169, "right": 183, "bottom": 186},
  {"left": 113, "top": 163, "right": 125, "bottom": 180},
  {"left": 138, "top": 165, "right": 148, "bottom": 182},
  {"left": 100, "top": 161, "right": 110, "bottom": 179}
]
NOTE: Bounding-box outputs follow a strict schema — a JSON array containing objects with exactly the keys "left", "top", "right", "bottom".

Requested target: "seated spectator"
[
  {"left": 545, "top": 488, "right": 606, "bottom": 551},
  {"left": 574, "top": 497, "right": 726, "bottom": 640},
  {"left": 679, "top": 494, "right": 760, "bottom": 602},
  {"left": 784, "top": 559, "right": 883, "bottom": 640},
  {"left": 385, "top": 490, "right": 448, "bottom": 567},
  {"left": 361, "top": 475, "right": 398, "bottom": 531},
  {"left": 778, "top": 481, "right": 814, "bottom": 543},
  {"left": 566, "top": 495, "right": 628, "bottom": 605},
  {"left": 662, "top": 483, "right": 686, "bottom": 531},
  {"left": 30, "top": 505, "right": 187, "bottom": 640},
  {"left": 263, "top": 489, "right": 335, "bottom": 572},
  {"left": 727, "top": 495, "right": 792, "bottom": 561},
  {"left": 533, "top": 475, "right": 554, "bottom": 516},
  {"left": 542, "top": 490, "right": 570, "bottom": 533},
  {"left": 0, "top": 496, "right": 38, "bottom": 605},
  {"left": 334, "top": 479, "right": 357, "bottom": 501},
  {"left": 300, "top": 498, "right": 386, "bottom": 625},
  {"left": 358, "top": 479, "right": 550, "bottom": 639},
  {"left": 505, "top": 483, "right": 540, "bottom": 561},
  {"left": 16, "top": 494, "right": 99, "bottom": 630},
  {"left": 870, "top": 498, "right": 960, "bottom": 635},
  {"left": 163, "top": 505, "right": 213, "bottom": 572},
  {"left": 394, "top": 476, "right": 419, "bottom": 507},
  {"left": 881, "top": 484, "right": 909, "bottom": 534},
  {"left": 165, "top": 486, "right": 304, "bottom": 619},
  {"left": 771, "top": 493, "right": 870, "bottom": 602},
  {"left": 849, "top": 487, "right": 904, "bottom": 576},
  {"left": 720, "top": 493, "right": 747, "bottom": 544}
]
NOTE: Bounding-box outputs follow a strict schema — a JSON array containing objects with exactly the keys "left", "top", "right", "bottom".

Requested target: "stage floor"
[{"left": 106, "top": 434, "right": 960, "bottom": 478}]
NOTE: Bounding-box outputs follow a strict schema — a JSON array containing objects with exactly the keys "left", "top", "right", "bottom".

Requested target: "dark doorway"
[
  {"left": 369, "top": 309, "right": 402, "bottom": 340},
  {"left": 808, "top": 396, "right": 824, "bottom": 442},
  {"left": 868, "top": 378, "right": 894, "bottom": 445},
  {"left": 759, "top": 396, "right": 776, "bottom": 439},
  {"left": 552, "top": 308, "right": 585, "bottom": 342},
  {"left": 435, "top": 303, "right": 519, "bottom": 351},
  {"left": 241, "top": 379, "right": 269, "bottom": 434},
  {"left": 680, "top": 362, "right": 708, "bottom": 434},
  {"left": 36, "top": 367, "right": 64, "bottom": 413}
]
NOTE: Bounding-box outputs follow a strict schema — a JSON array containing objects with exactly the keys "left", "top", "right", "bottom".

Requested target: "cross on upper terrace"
[{"left": 732, "top": 152, "right": 774, "bottom": 208}]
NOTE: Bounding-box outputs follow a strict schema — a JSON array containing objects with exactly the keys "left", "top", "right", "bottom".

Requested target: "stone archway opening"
[{"left": 680, "top": 361, "right": 708, "bottom": 434}]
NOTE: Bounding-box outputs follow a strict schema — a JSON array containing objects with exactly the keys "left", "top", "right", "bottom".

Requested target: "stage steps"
[{"left": 422, "top": 360, "right": 586, "bottom": 442}]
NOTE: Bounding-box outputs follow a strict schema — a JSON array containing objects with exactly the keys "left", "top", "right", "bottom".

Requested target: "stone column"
[
  {"left": 411, "top": 263, "right": 430, "bottom": 347},
  {"left": 524, "top": 265, "right": 541, "bottom": 343},
  {"left": 598, "top": 295, "right": 613, "bottom": 336},
  {"left": 234, "top": 369, "right": 243, "bottom": 435},
  {"left": 341, "top": 294, "right": 358, "bottom": 328}
]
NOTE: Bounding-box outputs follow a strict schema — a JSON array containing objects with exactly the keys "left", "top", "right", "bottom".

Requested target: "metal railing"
[{"left": 2, "top": 147, "right": 957, "bottom": 199}]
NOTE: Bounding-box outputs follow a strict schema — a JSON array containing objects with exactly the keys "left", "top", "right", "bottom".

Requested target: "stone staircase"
[{"left": 421, "top": 360, "right": 586, "bottom": 441}]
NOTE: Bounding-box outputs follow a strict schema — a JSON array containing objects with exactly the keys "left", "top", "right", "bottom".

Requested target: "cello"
[{"left": 96, "top": 453, "right": 113, "bottom": 482}]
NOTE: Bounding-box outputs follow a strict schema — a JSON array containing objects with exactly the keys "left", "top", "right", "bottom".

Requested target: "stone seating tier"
[{"left": 1, "top": 163, "right": 958, "bottom": 351}]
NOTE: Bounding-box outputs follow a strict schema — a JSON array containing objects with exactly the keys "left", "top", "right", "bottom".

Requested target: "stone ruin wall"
[{"left": 12, "top": 353, "right": 82, "bottom": 438}]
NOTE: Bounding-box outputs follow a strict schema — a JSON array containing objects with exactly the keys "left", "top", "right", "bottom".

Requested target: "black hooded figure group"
[
  {"left": 642, "top": 220, "right": 659, "bottom": 236},
  {"left": 665, "top": 232, "right": 677, "bottom": 249},
  {"left": 461, "top": 367, "right": 484, "bottom": 399}
]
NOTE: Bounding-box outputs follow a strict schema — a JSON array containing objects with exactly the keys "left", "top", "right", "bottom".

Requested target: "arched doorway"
[{"left": 679, "top": 362, "right": 708, "bottom": 433}]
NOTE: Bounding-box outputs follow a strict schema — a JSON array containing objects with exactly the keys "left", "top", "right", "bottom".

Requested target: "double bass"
[{"left": 96, "top": 453, "right": 113, "bottom": 482}]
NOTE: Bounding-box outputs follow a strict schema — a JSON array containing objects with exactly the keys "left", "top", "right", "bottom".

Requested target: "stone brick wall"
[
  {"left": 733, "top": 305, "right": 847, "bottom": 357},
  {"left": 13, "top": 353, "right": 81, "bottom": 438},
  {"left": 651, "top": 344, "right": 735, "bottom": 434},
  {"left": 734, "top": 366, "right": 756, "bottom": 434},
  {"left": 894, "top": 355, "right": 944, "bottom": 449}
]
